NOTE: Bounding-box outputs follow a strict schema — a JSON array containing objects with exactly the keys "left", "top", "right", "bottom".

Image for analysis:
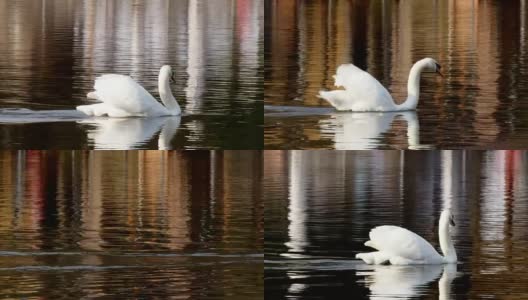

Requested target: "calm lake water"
[
  {"left": 265, "top": 151, "right": 528, "bottom": 299},
  {"left": 0, "top": 0, "right": 263, "bottom": 149},
  {"left": 0, "top": 151, "right": 263, "bottom": 299},
  {"left": 265, "top": 0, "right": 528, "bottom": 149}
]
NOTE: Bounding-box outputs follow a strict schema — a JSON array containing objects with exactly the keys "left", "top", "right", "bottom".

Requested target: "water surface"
[
  {"left": 265, "top": 151, "right": 528, "bottom": 299},
  {"left": 265, "top": 0, "right": 528, "bottom": 149},
  {"left": 0, "top": 151, "right": 263, "bottom": 299},
  {"left": 0, "top": 0, "right": 263, "bottom": 149}
]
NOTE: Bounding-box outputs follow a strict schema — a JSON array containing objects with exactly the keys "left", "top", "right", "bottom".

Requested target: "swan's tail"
[
  {"left": 77, "top": 103, "right": 133, "bottom": 118},
  {"left": 356, "top": 251, "right": 391, "bottom": 265},
  {"left": 318, "top": 90, "right": 349, "bottom": 111},
  {"left": 364, "top": 240, "right": 378, "bottom": 249},
  {"left": 76, "top": 105, "right": 96, "bottom": 116},
  {"left": 87, "top": 91, "right": 101, "bottom": 101}
]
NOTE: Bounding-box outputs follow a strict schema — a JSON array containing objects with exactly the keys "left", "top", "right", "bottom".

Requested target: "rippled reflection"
[
  {"left": 79, "top": 116, "right": 181, "bottom": 150},
  {"left": 0, "top": 151, "right": 263, "bottom": 298},
  {"left": 265, "top": 0, "right": 528, "bottom": 149},
  {"left": 265, "top": 150, "right": 528, "bottom": 299},
  {"left": 0, "top": 0, "right": 263, "bottom": 149},
  {"left": 265, "top": 108, "right": 422, "bottom": 149},
  {"left": 358, "top": 264, "right": 457, "bottom": 300},
  {"left": 320, "top": 112, "right": 422, "bottom": 150}
]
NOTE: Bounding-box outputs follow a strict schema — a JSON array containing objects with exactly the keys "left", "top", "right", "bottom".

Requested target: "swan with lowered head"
[
  {"left": 318, "top": 58, "right": 443, "bottom": 112},
  {"left": 356, "top": 209, "right": 457, "bottom": 265},
  {"left": 77, "top": 65, "right": 181, "bottom": 117}
]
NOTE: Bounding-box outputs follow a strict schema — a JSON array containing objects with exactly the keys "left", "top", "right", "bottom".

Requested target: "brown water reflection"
[
  {"left": 265, "top": 0, "right": 528, "bottom": 149},
  {"left": 0, "top": 151, "right": 263, "bottom": 299},
  {"left": 264, "top": 151, "right": 528, "bottom": 299}
]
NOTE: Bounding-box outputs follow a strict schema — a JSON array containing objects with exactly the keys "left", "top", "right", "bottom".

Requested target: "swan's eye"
[
  {"left": 435, "top": 63, "right": 441, "bottom": 70},
  {"left": 450, "top": 216, "right": 455, "bottom": 226}
]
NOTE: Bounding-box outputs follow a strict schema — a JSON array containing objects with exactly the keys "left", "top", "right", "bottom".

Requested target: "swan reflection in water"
[
  {"left": 0, "top": 109, "right": 181, "bottom": 149},
  {"left": 319, "top": 111, "right": 423, "bottom": 150},
  {"left": 265, "top": 105, "right": 424, "bottom": 149},
  {"left": 78, "top": 116, "right": 181, "bottom": 150},
  {"left": 357, "top": 263, "right": 457, "bottom": 300}
]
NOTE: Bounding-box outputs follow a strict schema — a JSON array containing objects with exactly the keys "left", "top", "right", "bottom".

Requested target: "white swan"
[
  {"left": 356, "top": 209, "right": 457, "bottom": 265},
  {"left": 77, "top": 65, "right": 181, "bottom": 117},
  {"left": 318, "top": 58, "right": 443, "bottom": 112}
]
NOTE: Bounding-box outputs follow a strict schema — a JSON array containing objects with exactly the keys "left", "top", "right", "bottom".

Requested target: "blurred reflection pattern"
[
  {"left": 265, "top": 0, "right": 528, "bottom": 149},
  {"left": 0, "top": 151, "right": 263, "bottom": 299},
  {"left": 265, "top": 151, "right": 528, "bottom": 299}
]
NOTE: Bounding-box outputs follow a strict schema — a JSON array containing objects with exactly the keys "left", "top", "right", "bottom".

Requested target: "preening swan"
[
  {"left": 77, "top": 65, "right": 181, "bottom": 117},
  {"left": 356, "top": 209, "right": 457, "bottom": 265},
  {"left": 319, "top": 58, "right": 443, "bottom": 112}
]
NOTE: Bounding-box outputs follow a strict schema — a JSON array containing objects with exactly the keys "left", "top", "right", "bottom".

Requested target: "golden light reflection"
[
  {"left": 0, "top": 151, "right": 262, "bottom": 252},
  {"left": 0, "top": 150, "right": 263, "bottom": 298}
]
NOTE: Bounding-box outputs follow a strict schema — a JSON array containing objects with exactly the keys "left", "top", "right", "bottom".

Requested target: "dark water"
[
  {"left": 265, "top": 0, "right": 528, "bottom": 149},
  {"left": 0, "top": 151, "right": 263, "bottom": 299},
  {"left": 264, "top": 151, "right": 528, "bottom": 299},
  {"left": 0, "top": 0, "right": 263, "bottom": 149}
]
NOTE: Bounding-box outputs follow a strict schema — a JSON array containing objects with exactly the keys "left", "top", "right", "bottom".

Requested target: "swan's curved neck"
[
  {"left": 397, "top": 61, "right": 426, "bottom": 111},
  {"left": 159, "top": 72, "right": 181, "bottom": 116},
  {"left": 439, "top": 214, "right": 457, "bottom": 263}
]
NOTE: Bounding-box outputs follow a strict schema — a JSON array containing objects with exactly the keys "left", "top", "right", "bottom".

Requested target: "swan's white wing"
[
  {"left": 334, "top": 64, "right": 387, "bottom": 93},
  {"left": 93, "top": 74, "right": 165, "bottom": 116},
  {"left": 366, "top": 225, "right": 441, "bottom": 263},
  {"left": 320, "top": 64, "right": 395, "bottom": 111}
]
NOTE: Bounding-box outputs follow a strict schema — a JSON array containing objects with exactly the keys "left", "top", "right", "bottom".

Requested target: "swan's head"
[
  {"left": 160, "top": 65, "right": 176, "bottom": 83},
  {"left": 422, "top": 58, "right": 444, "bottom": 77},
  {"left": 441, "top": 209, "right": 455, "bottom": 227}
]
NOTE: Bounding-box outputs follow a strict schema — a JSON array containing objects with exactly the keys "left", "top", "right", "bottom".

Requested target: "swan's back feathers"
[
  {"left": 366, "top": 225, "right": 443, "bottom": 264},
  {"left": 334, "top": 64, "right": 371, "bottom": 89},
  {"left": 319, "top": 64, "right": 396, "bottom": 111},
  {"left": 335, "top": 64, "right": 392, "bottom": 101},
  {"left": 94, "top": 74, "right": 166, "bottom": 116}
]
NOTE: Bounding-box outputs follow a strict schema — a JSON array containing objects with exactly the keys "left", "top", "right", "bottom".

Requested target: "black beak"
[
  {"left": 435, "top": 63, "right": 444, "bottom": 77},
  {"left": 170, "top": 73, "right": 175, "bottom": 83},
  {"left": 450, "top": 217, "right": 455, "bottom": 226}
]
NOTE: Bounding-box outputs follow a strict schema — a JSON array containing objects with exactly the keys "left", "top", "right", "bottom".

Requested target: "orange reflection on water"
[
  {"left": 0, "top": 151, "right": 262, "bottom": 252},
  {"left": 0, "top": 150, "right": 263, "bottom": 298}
]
